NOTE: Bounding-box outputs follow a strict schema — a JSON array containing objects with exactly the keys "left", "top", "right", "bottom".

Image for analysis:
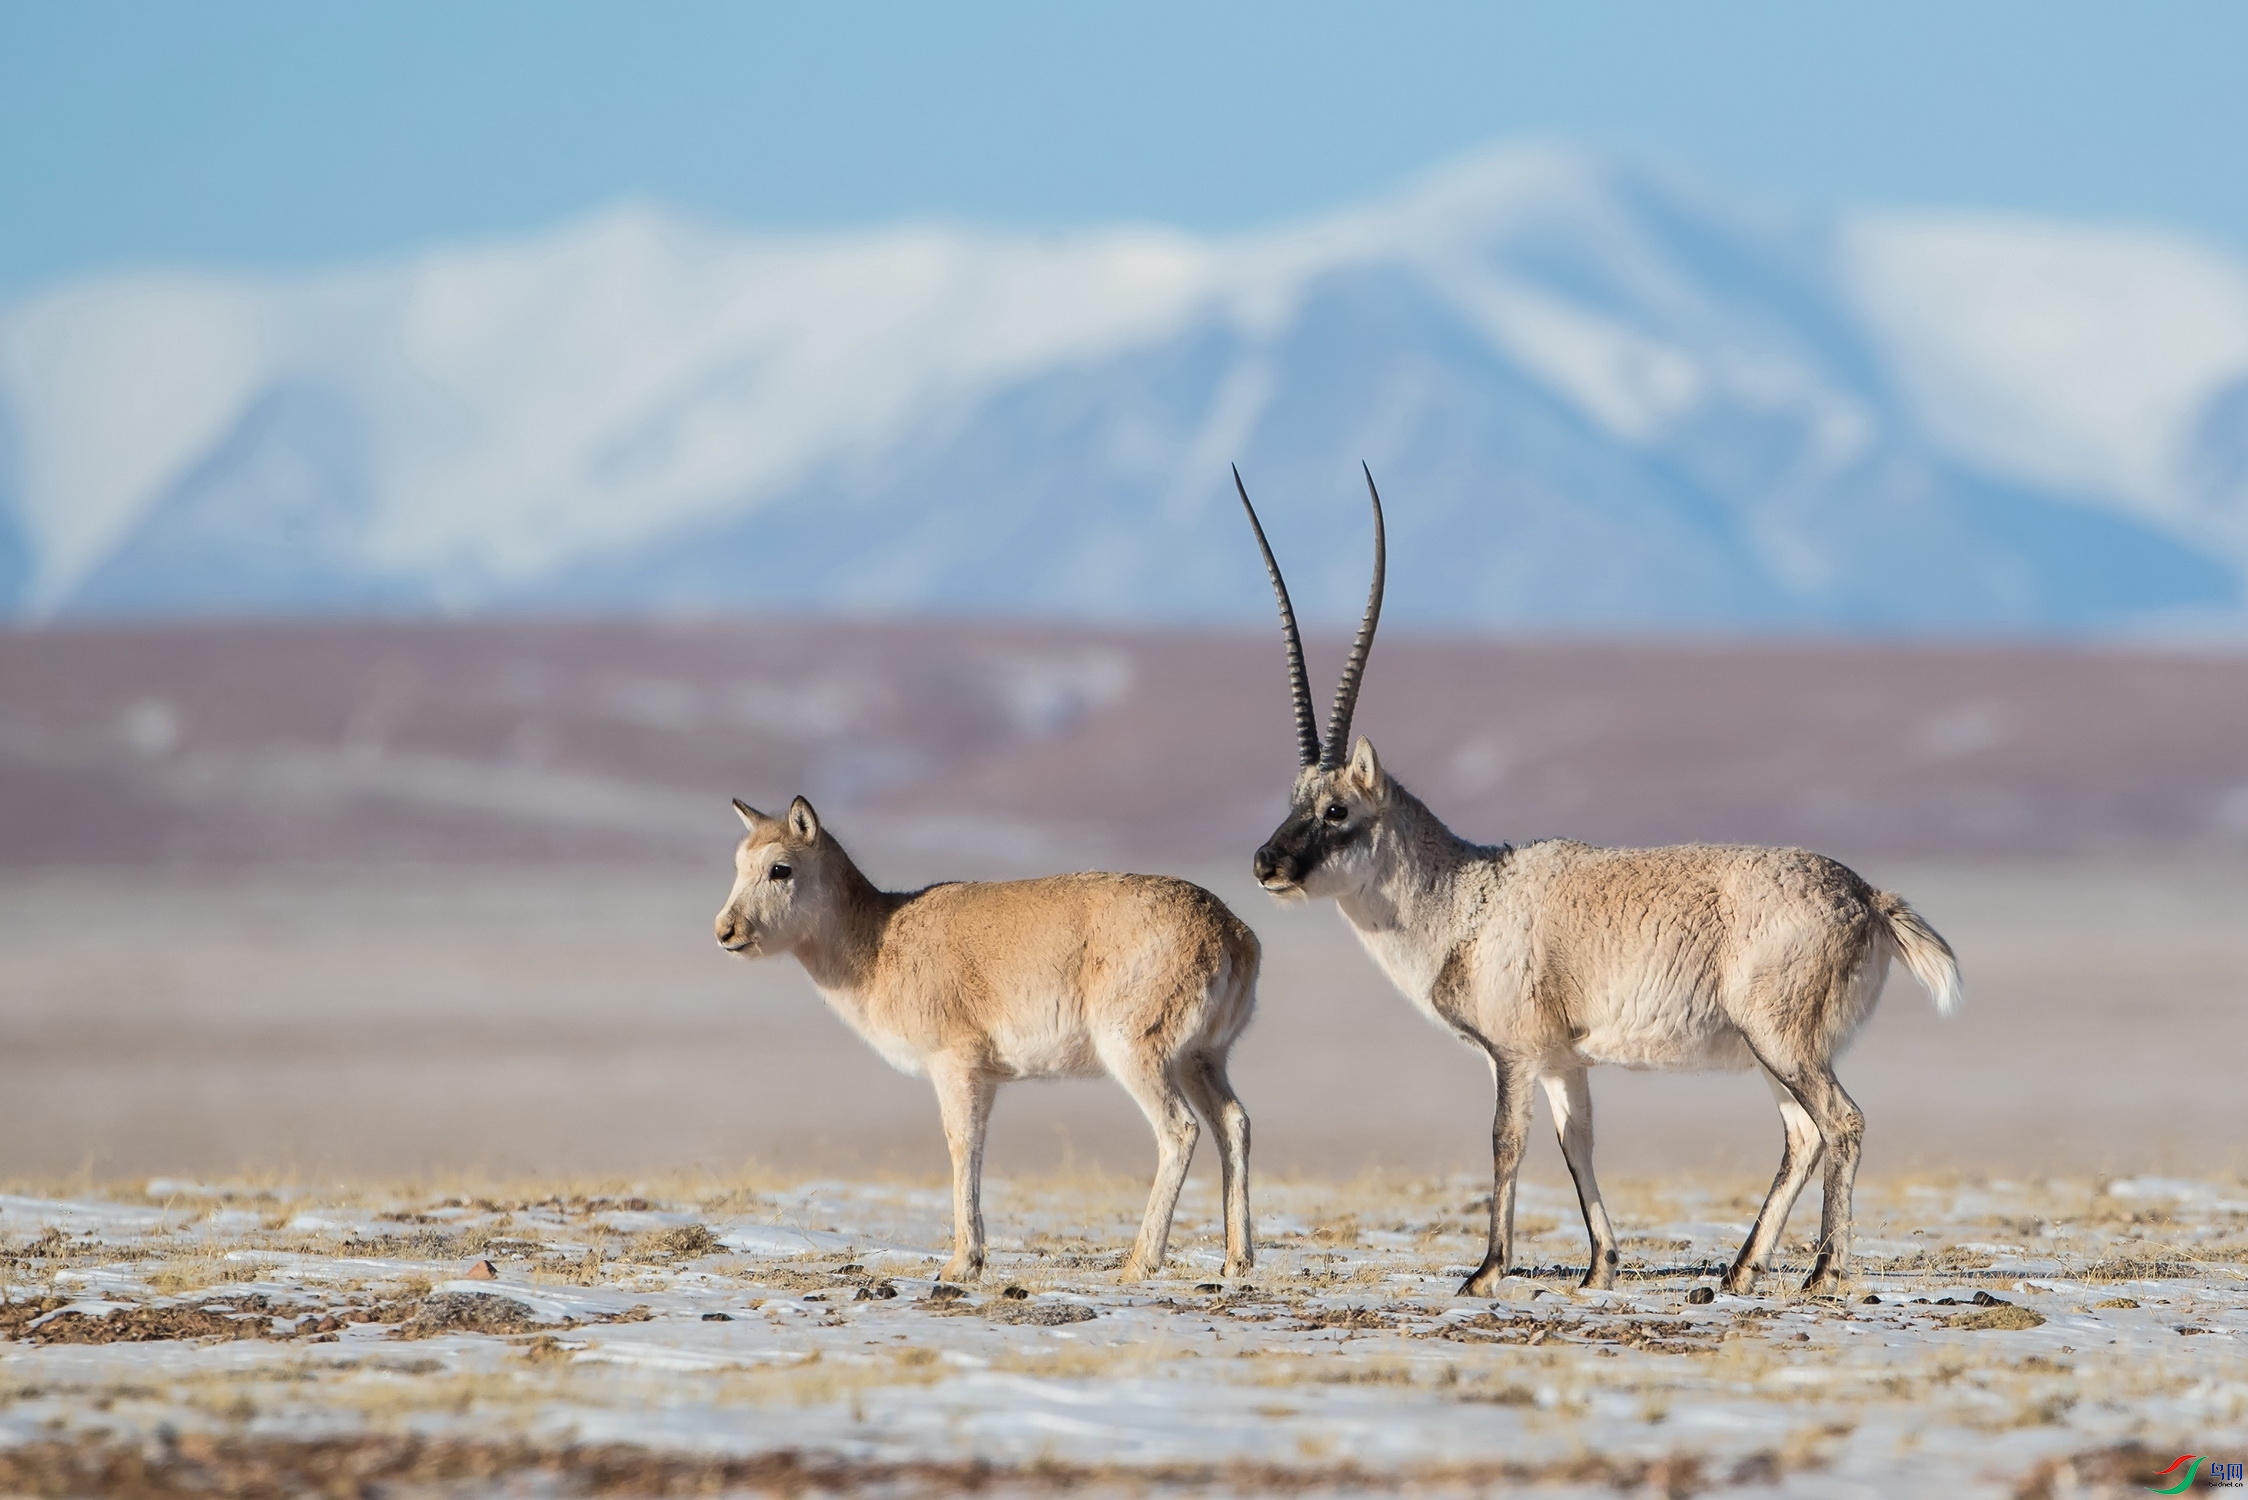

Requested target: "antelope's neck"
[
  {"left": 1336, "top": 785, "right": 1500, "bottom": 1015},
  {"left": 786, "top": 857, "right": 901, "bottom": 1006}
]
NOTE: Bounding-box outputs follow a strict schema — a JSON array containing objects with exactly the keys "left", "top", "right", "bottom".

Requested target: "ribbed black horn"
[
  {"left": 1233, "top": 465, "right": 1322, "bottom": 768},
  {"left": 1321, "top": 463, "right": 1386, "bottom": 769}
]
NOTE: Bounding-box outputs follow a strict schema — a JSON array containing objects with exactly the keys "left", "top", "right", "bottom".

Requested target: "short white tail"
[{"left": 1876, "top": 891, "right": 1964, "bottom": 1017}]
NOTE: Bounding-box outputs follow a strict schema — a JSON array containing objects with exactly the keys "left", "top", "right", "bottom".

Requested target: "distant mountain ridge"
[
  {"left": 4, "top": 142, "right": 2248, "bottom": 632},
  {"left": 8, "top": 621, "right": 2248, "bottom": 867}
]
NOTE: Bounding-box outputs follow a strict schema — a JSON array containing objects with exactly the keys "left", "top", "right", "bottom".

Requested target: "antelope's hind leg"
[
  {"left": 1540, "top": 1068, "right": 1619, "bottom": 1290},
  {"left": 1788, "top": 1064, "right": 1864, "bottom": 1293},
  {"left": 929, "top": 1059, "right": 998, "bottom": 1282},
  {"left": 1722, "top": 1071, "right": 1825, "bottom": 1294},
  {"left": 1179, "top": 1051, "right": 1253, "bottom": 1277},
  {"left": 1106, "top": 1049, "right": 1201, "bottom": 1282}
]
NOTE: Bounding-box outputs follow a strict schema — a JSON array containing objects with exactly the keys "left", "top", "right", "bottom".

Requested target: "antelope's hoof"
[
  {"left": 1720, "top": 1267, "right": 1759, "bottom": 1295},
  {"left": 1221, "top": 1258, "right": 1252, "bottom": 1280},
  {"left": 1801, "top": 1270, "right": 1848, "bottom": 1295},
  {"left": 1117, "top": 1260, "right": 1154, "bottom": 1283},
  {"left": 1577, "top": 1268, "right": 1617, "bottom": 1292},
  {"left": 1459, "top": 1266, "right": 1506, "bottom": 1298},
  {"left": 939, "top": 1259, "right": 983, "bottom": 1283}
]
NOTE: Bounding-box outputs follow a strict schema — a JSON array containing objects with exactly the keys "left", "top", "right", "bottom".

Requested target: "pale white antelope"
[
  {"left": 1233, "top": 466, "right": 1961, "bottom": 1295},
  {"left": 715, "top": 797, "right": 1258, "bottom": 1282}
]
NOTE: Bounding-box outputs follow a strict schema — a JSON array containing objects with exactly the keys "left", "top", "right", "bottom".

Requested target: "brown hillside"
[{"left": 3, "top": 620, "right": 2244, "bottom": 866}]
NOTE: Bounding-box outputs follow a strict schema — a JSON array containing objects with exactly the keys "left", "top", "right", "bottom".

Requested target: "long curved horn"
[
  {"left": 1233, "top": 465, "right": 1322, "bottom": 768},
  {"left": 1321, "top": 463, "right": 1386, "bottom": 769}
]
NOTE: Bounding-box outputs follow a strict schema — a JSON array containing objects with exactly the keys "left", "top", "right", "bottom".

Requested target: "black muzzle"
[{"left": 1253, "top": 841, "right": 1302, "bottom": 887}]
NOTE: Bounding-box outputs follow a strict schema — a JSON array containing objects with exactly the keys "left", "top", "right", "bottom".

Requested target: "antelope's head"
[
  {"left": 715, "top": 795, "right": 834, "bottom": 957},
  {"left": 1237, "top": 464, "right": 1391, "bottom": 903}
]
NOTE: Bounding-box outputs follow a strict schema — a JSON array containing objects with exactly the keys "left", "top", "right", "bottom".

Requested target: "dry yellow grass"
[
  {"left": 1947, "top": 1304, "right": 2045, "bottom": 1330},
  {"left": 144, "top": 1257, "right": 270, "bottom": 1297},
  {"left": 624, "top": 1224, "right": 721, "bottom": 1261}
]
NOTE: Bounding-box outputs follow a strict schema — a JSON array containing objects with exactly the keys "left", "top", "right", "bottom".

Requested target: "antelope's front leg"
[
  {"left": 929, "top": 1059, "right": 997, "bottom": 1282},
  {"left": 1460, "top": 1050, "right": 1537, "bottom": 1297},
  {"left": 1540, "top": 1068, "right": 1619, "bottom": 1290}
]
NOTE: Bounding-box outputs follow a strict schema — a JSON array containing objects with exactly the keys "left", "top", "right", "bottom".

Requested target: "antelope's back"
[
  {"left": 1513, "top": 841, "right": 1886, "bottom": 1068},
  {"left": 890, "top": 871, "right": 1255, "bottom": 1037}
]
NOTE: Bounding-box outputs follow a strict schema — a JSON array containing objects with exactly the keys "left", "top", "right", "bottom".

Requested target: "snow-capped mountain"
[{"left": 4, "top": 141, "right": 2248, "bottom": 632}]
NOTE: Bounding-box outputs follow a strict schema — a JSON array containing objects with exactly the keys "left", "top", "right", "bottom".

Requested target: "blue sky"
[{"left": 4, "top": 1, "right": 2247, "bottom": 296}]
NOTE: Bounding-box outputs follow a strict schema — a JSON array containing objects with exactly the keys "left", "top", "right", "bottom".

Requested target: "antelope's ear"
[
  {"left": 732, "top": 798, "right": 766, "bottom": 830},
  {"left": 1346, "top": 736, "right": 1384, "bottom": 797},
  {"left": 787, "top": 795, "right": 822, "bottom": 843}
]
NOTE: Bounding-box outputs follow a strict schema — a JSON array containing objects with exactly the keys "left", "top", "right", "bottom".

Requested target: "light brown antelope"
[
  {"left": 1234, "top": 465, "right": 1960, "bottom": 1296},
  {"left": 715, "top": 797, "right": 1258, "bottom": 1283}
]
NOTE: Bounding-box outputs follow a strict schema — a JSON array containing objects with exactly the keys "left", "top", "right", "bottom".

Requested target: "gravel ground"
[{"left": 2, "top": 1170, "right": 2243, "bottom": 1497}]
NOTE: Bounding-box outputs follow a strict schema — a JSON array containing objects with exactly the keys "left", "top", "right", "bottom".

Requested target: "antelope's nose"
[
  {"left": 1252, "top": 844, "right": 1291, "bottom": 886},
  {"left": 715, "top": 913, "right": 752, "bottom": 951}
]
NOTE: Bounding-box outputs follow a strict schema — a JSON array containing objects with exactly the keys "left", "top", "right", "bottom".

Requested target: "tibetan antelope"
[
  {"left": 1233, "top": 465, "right": 1961, "bottom": 1296},
  {"left": 715, "top": 797, "right": 1258, "bottom": 1283}
]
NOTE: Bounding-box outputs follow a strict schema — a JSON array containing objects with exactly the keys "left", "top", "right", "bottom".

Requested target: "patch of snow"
[
  {"left": 1842, "top": 211, "right": 2248, "bottom": 515},
  {"left": 569, "top": 1340, "right": 804, "bottom": 1373},
  {"left": 2106, "top": 1174, "right": 2216, "bottom": 1200},
  {"left": 715, "top": 1221, "right": 935, "bottom": 1258}
]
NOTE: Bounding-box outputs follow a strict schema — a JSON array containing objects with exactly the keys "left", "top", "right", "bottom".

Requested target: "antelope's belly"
[
  {"left": 988, "top": 1023, "right": 1104, "bottom": 1080},
  {"left": 861, "top": 1028, "right": 931, "bottom": 1078},
  {"left": 1571, "top": 1015, "right": 1758, "bottom": 1073}
]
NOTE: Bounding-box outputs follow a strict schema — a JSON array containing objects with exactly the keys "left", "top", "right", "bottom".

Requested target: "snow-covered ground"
[{"left": 2, "top": 1171, "right": 2240, "bottom": 1496}]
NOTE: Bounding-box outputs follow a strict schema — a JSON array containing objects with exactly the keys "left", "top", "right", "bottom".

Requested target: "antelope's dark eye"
[
  {"left": 1322, "top": 802, "right": 1349, "bottom": 824},
  {"left": 768, "top": 863, "right": 793, "bottom": 881}
]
